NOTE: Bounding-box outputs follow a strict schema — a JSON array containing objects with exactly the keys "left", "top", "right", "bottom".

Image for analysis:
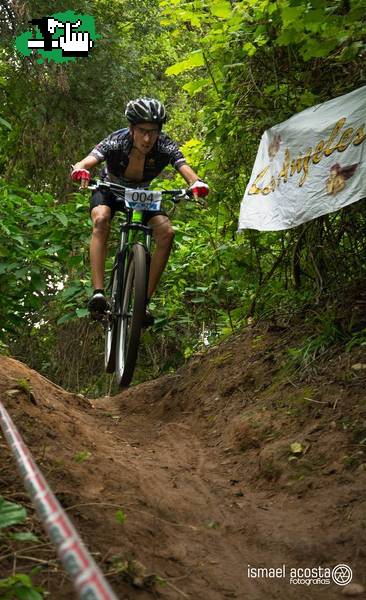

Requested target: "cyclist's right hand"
[{"left": 71, "top": 167, "right": 90, "bottom": 189}]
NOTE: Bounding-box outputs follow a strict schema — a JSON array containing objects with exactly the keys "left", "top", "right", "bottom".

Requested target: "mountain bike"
[{"left": 88, "top": 180, "right": 192, "bottom": 388}]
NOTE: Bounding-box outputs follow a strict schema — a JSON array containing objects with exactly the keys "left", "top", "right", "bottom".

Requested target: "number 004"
[{"left": 131, "top": 191, "right": 155, "bottom": 204}]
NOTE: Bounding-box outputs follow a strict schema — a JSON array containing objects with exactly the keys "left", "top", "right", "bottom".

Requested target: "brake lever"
[
  {"left": 194, "top": 197, "right": 208, "bottom": 208},
  {"left": 173, "top": 189, "right": 189, "bottom": 201},
  {"left": 84, "top": 179, "right": 102, "bottom": 192}
]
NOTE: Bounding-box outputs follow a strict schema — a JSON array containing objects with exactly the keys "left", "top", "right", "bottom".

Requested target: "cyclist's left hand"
[{"left": 189, "top": 179, "right": 209, "bottom": 198}]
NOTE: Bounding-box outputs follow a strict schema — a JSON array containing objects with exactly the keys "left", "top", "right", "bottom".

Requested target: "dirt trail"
[{"left": 1, "top": 322, "right": 366, "bottom": 599}]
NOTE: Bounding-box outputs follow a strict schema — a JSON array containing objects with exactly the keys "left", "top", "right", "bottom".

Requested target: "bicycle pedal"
[
  {"left": 90, "top": 310, "right": 105, "bottom": 322},
  {"left": 142, "top": 310, "right": 155, "bottom": 328}
]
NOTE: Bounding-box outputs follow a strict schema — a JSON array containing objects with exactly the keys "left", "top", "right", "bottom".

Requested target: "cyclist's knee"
[
  {"left": 92, "top": 211, "right": 111, "bottom": 236},
  {"left": 156, "top": 224, "right": 174, "bottom": 248}
]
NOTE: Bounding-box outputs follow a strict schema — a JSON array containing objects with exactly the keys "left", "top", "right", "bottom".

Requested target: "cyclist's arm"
[
  {"left": 177, "top": 164, "right": 200, "bottom": 186},
  {"left": 177, "top": 164, "right": 209, "bottom": 197},
  {"left": 72, "top": 155, "right": 100, "bottom": 171}
]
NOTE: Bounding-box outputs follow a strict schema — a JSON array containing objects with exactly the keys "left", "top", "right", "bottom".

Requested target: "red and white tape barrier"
[{"left": 0, "top": 401, "right": 119, "bottom": 600}]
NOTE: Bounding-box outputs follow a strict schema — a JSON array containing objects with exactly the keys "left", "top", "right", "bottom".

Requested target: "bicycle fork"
[{"left": 115, "top": 222, "right": 152, "bottom": 317}]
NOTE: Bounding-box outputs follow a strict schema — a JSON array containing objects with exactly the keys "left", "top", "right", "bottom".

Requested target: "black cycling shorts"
[{"left": 90, "top": 188, "right": 168, "bottom": 224}]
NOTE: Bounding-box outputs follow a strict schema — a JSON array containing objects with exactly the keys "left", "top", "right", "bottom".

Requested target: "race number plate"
[{"left": 124, "top": 189, "right": 162, "bottom": 211}]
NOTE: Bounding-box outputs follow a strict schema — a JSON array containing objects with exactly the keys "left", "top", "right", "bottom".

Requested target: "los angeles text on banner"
[{"left": 238, "top": 86, "right": 366, "bottom": 232}]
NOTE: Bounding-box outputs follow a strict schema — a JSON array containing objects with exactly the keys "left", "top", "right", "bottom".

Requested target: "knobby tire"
[
  {"left": 104, "top": 265, "right": 119, "bottom": 374},
  {"left": 115, "top": 243, "right": 147, "bottom": 387}
]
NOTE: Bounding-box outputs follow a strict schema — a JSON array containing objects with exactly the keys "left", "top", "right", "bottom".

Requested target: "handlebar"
[{"left": 87, "top": 179, "right": 193, "bottom": 204}]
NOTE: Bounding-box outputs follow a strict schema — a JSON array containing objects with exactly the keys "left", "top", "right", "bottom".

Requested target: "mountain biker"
[{"left": 71, "top": 97, "right": 209, "bottom": 324}]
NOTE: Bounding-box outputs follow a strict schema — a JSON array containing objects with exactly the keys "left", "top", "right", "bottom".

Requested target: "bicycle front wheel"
[
  {"left": 104, "top": 264, "right": 119, "bottom": 374},
  {"left": 115, "top": 243, "right": 147, "bottom": 387}
]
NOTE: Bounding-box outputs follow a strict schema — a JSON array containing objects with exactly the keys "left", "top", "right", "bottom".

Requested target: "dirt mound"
[{"left": 1, "top": 321, "right": 366, "bottom": 599}]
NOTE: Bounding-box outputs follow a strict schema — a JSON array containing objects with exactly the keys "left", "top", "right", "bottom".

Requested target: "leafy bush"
[{"left": 0, "top": 496, "right": 44, "bottom": 599}]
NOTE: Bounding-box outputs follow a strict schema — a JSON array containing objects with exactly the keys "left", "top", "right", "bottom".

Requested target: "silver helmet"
[{"left": 125, "top": 97, "right": 167, "bottom": 126}]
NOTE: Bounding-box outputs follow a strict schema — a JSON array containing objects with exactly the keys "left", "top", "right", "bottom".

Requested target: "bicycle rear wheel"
[{"left": 115, "top": 243, "right": 147, "bottom": 387}]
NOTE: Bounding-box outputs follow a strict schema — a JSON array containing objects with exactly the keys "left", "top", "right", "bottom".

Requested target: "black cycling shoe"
[
  {"left": 88, "top": 289, "right": 108, "bottom": 319},
  {"left": 142, "top": 307, "right": 155, "bottom": 328}
]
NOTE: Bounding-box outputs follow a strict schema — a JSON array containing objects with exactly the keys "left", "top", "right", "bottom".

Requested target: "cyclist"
[{"left": 71, "top": 97, "right": 209, "bottom": 324}]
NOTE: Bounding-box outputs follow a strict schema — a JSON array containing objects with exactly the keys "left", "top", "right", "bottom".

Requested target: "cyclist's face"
[{"left": 131, "top": 123, "right": 160, "bottom": 154}]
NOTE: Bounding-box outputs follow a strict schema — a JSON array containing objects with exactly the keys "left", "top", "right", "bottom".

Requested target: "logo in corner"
[
  {"left": 15, "top": 11, "right": 97, "bottom": 63},
  {"left": 332, "top": 564, "right": 353, "bottom": 586}
]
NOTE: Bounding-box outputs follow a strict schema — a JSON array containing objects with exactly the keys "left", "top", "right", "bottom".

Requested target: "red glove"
[
  {"left": 71, "top": 168, "right": 90, "bottom": 183},
  {"left": 189, "top": 179, "right": 209, "bottom": 197}
]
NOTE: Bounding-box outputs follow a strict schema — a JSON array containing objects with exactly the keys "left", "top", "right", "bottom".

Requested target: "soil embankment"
[{"left": 1, "top": 321, "right": 365, "bottom": 599}]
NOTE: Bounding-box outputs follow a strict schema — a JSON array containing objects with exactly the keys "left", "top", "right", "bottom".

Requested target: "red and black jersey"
[{"left": 90, "top": 128, "right": 186, "bottom": 185}]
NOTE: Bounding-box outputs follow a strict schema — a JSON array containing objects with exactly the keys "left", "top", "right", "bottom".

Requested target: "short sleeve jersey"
[{"left": 90, "top": 128, "right": 186, "bottom": 185}]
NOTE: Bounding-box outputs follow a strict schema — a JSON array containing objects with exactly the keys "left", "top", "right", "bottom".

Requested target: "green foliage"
[
  {"left": 74, "top": 450, "right": 92, "bottom": 463},
  {"left": 0, "top": 496, "right": 27, "bottom": 530},
  {"left": 0, "top": 339, "right": 10, "bottom": 355},
  {"left": 287, "top": 311, "right": 346, "bottom": 369},
  {"left": 0, "top": 497, "right": 44, "bottom": 598},
  {"left": 0, "top": 117, "right": 11, "bottom": 130},
  {"left": 0, "top": 180, "right": 91, "bottom": 335},
  {"left": 0, "top": 573, "right": 44, "bottom": 600},
  {"left": 115, "top": 509, "right": 127, "bottom": 524},
  {"left": 166, "top": 50, "right": 205, "bottom": 75},
  {"left": 16, "top": 379, "right": 32, "bottom": 393},
  {"left": 7, "top": 531, "right": 39, "bottom": 542},
  {"left": 345, "top": 327, "right": 366, "bottom": 352}
]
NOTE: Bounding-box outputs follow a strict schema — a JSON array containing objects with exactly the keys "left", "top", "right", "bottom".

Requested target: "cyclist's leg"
[
  {"left": 146, "top": 214, "right": 174, "bottom": 299},
  {"left": 90, "top": 204, "right": 112, "bottom": 290},
  {"left": 89, "top": 189, "right": 117, "bottom": 291}
]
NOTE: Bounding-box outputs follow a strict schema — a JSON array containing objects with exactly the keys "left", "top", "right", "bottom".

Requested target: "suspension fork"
[
  {"left": 145, "top": 230, "right": 152, "bottom": 301},
  {"left": 114, "top": 226, "right": 130, "bottom": 310}
]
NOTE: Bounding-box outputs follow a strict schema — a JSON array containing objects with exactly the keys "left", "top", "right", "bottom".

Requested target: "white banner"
[{"left": 238, "top": 86, "right": 366, "bottom": 231}]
